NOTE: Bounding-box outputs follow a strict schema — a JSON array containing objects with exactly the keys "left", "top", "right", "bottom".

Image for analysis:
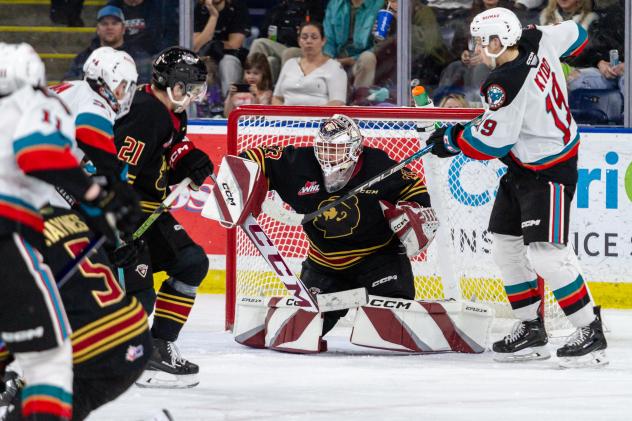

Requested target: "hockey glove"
[
  {"left": 79, "top": 182, "right": 141, "bottom": 245},
  {"left": 426, "top": 123, "right": 463, "bottom": 158},
  {"left": 108, "top": 238, "right": 144, "bottom": 269},
  {"left": 379, "top": 200, "right": 439, "bottom": 257},
  {"left": 168, "top": 138, "right": 214, "bottom": 189}
]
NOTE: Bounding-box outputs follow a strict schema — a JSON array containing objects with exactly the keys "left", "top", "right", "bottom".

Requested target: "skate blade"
[
  {"left": 558, "top": 350, "right": 609, "bottom": 369},
  {"left": 493, "top": 346, "right": 551, "bottom": 362},
  {"left": 135, "top": 369, "right": 199, "bottom": 389}
]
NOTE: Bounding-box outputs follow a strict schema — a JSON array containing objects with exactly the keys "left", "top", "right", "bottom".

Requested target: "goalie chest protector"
[{"left": 242, "top": 145, "right": 431, "bottom": 271}]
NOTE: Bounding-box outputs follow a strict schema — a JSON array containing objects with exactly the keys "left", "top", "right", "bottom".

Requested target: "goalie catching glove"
[
  {"left": 168, "top": 137, "right": 214, "bottom": 189},
  {"left": 379, "top": 200, "right": 438, "bottom": 257}
]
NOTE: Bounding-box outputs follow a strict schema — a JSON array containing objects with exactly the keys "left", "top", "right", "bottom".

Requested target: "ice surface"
[{"left": 88, "top": 295, "right": 632, "bottom": 421}]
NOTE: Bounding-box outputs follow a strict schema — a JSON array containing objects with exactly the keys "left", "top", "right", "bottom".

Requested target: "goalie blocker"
[{"left": 234, "top": 294, "right": 493, "bottom": 354}]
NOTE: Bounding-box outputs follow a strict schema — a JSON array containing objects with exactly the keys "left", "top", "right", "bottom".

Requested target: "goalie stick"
[{"left": 207, "top": 172, "right": 319, "bottom": 312}]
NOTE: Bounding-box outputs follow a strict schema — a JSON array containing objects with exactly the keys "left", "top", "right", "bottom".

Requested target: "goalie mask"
[
  {"left": 152, "top": 46, "right": 208, "bottom": 113},
  {"left": 470, "top": 7, "right": 521, "bottom": 68},
  {"left": 314, "top": 114, "right": 363, "bottom": 193},
  {"left": 0, "top": 42, "right": 46, "bottom": 96},
  {"left": 83, "top": 47, "right": 138, "bottom": 118}
]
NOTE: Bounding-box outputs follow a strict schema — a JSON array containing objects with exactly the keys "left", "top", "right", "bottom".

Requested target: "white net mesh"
[{"left": 227, "top": 106, "right": 570, "bottom": 333}]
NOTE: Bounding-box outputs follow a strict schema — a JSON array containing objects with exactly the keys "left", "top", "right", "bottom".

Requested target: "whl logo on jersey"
[{"left": 298, "top": 181, "right": 320, "bottom": 196}]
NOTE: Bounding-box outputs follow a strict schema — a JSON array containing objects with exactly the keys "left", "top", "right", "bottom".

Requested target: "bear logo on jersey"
[
  {"left": 313, "top": 196, "right": 360, "bottom": 239},
  {"left": 486, "top": 84, "right": 506, "bottom": 110}
]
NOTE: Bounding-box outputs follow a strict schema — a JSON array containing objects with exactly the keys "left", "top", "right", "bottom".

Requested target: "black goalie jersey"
[{"left": 243, "top": 145, "right": 431, "bottom": 271}]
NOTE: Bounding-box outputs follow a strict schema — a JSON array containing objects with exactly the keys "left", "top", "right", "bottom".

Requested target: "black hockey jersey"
[
  {"left": 41, "top": 206, "right": 150, "bottom": 375},
  {"left": 243, "top": 146, "right": 430, "bottom": 271},
  {"left": 114, "top": 85, "right": 187, "bottom": 213}
]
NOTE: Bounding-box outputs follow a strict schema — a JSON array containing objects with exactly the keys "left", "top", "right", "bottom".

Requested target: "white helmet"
[
  {"left": 470, "top": 7, "right": 522, "bottom": 60},
  {"left": 83, "top": 47, "right": 138, "bottom": 118},
  {"left": 314, "top": 114, "right": 364, "bottom": 192},
  {"left": 0, "top": 42, "right": 46, "bottom": 96}
]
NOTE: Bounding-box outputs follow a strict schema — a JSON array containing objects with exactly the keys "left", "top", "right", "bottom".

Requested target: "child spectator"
[{"left": 224, "top": 53, "right": 273, "bottom": 117}]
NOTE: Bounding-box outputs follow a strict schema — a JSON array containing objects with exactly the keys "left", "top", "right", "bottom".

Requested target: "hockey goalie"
[{"left": 203, "top": 114, "right": 493, "bottom": 353}]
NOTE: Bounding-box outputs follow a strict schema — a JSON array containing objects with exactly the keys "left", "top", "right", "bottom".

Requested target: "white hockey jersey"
[
  {"left": 448, "top": 21, "right": 588, "bottom": 179},
  {"left": 49, "top": 80, "right": 120, "bottom": 177},
  {"left": 0, "top": 86, "right": 90, "bottom": 243}
]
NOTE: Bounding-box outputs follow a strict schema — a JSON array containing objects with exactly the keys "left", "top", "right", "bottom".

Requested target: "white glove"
[{"left": 380, "top": 200, "right": 439, "bottom": 257}]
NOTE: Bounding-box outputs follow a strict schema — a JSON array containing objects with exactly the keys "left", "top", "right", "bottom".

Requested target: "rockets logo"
[
  {"left": 298, "top": 181, "right": 320, "bottom": 196},
  {"left": 486, "top": 84, "right": 506, "bottom": 110}
]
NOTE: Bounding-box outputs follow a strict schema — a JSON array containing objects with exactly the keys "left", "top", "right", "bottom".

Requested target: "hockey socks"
[{"left": 152, "top": 280, "right": 196, "bottom": 342}]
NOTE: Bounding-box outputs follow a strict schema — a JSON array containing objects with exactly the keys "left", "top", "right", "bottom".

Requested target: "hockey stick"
[
  {"left": 299, "top": 143, "right": 434, "bottom": 224},
  {"left": 56, "top": 235, "right": 107, "bottom": 289},
  {"left": 132, "top": 177, "right": 191, "bottom": 240}
]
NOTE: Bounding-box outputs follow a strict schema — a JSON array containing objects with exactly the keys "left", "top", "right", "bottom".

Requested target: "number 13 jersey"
[{"left": 453, "top": 21, "right": 588, "bottom": 184}]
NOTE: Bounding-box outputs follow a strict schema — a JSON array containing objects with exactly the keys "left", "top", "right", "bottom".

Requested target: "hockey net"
[{"left": 225, "top": 105, "right": 571, "bottom": 334}]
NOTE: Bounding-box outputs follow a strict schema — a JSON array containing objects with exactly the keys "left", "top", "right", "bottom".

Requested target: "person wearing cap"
[{"left": 64, "top": 5, "right": 152, "bottom": 82}]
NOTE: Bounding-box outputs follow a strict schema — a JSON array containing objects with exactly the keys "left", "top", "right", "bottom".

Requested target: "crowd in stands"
[{"left": 59, "top": 0, "right": 625, "bottom": 122}]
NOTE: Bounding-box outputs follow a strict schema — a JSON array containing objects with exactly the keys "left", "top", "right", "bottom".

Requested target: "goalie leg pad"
[
  {"left": 234, "top": 297, "right": 325, "bottom": 353},
  {"left": 351, "top": 296, "right": 494, "bottom": 353}
]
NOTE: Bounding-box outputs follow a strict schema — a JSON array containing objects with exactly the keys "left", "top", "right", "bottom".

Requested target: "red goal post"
[{"left": 224, "top": 105, "right": 568, "bottom": 332}]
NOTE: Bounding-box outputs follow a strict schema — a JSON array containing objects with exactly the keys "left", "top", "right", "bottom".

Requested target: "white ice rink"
[{"left": 88, "top": 295, "right": 632, "bottom": 421}]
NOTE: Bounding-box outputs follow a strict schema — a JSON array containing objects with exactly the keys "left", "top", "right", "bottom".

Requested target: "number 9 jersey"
[{"left": 447, "top": 20, "right": 588, "bottom": 185}]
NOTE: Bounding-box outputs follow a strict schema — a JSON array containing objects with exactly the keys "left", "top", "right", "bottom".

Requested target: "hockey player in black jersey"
[
  {"left": 241, "top": 114, "right": 439, "bottom": 336},
  {"left": 427, "top": 8, "right": 607, "bottom": 368},
  {"left": 0, "top": 42, "right": 134, "bottom": 421},
  {"left": 114, "top": 47, "right": 214, "bottom": 388}
]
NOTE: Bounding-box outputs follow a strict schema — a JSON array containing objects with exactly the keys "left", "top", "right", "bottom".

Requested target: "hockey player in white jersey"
[
  {"left": 427, "top": 8, "right": 607, "bottom": 368},
  {"left": 0, "top": 43, "right": 131, "bottom": 420}
]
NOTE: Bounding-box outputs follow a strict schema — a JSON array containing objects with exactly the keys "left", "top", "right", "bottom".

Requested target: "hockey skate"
[
  {"left": 492, "top": 317, "right": 550, "bottom": 362},
  {"left": 0, "top": 370, "right": 24, "bottom": 419},
  {"left": 135, "top": 338, "right": 199, "bottom": 389},
  {"left": 557, "top": 314, "right": 608, "bottom": 369}
]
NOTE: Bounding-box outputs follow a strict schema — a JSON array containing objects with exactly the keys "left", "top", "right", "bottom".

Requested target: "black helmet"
[{"left": 152, "top": 46, "right": 207, "bottom": 91}]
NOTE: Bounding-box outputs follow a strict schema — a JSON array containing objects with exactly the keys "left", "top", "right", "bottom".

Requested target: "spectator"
[
  {"left": 565, "top": 0, "right": 624, "bottom": 94},
  {"left": 194, "top": 0, "right": 251, "bottom": 97},
  {"left": 224, "top": 53, "right": 273, "bottom": 117},
  {"left": 272, "top": 22, "right": 347, "bottom": 106},
  {"left": 50, "top": 0, "right": 85, "bottom": 27},
  {"left": 248, "top": 0, "right": 325, "bottom": 82},
  {"left": 323, "top": 0, "right": 383, "bottom": 103},
  {"left": 107, "top": 0, "right": 163, "bottom": 54},
  {"left": 64, "top": 6, "right": 152, "bottom": 82},
  {"left": 438, "top": 92, "right": 470, "bottom": 108},
  {"left": 539, "top": 0, "right": 597, "bottom": 28},
  {"left": 374, "top": 0, "right": 453, "bottom": 99}
]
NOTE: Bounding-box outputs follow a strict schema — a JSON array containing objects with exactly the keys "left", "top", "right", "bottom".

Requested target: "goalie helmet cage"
[{"left": 225, "top": 105, "right": 571, "bottom": 333}]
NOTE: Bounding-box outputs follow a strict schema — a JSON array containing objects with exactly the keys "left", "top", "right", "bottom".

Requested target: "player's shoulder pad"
[
  {"left": 16, "top": 87, "right": 74, "bottom": 139},
  {"left": 362, "top": 147, "right": 396, "bottom": 170},
  {"left": 480, "top": 30, "right": 541, "bottom": 112}
]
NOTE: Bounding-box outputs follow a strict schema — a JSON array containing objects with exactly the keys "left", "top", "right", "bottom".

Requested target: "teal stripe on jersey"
[
  {"left": 562, "top": 22, "right": 588, "bottom": 57},
  {"left": 461, "top": 126, "right": 514, "bottom": 158},
  {"left": 22, "top": 240, "right": 70, "bottom": 340},
  {"left": 528, "top": 134, "right": 580, "bottom": 165},
  {"left": 13, "top": 132, "right": 72, "bottom": 154},
  {"left": 75, "top": 112, "right": 113, "bottom": 135},
  {"left": 0, "top": 193, "right": 38, "bottom": 213}
]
